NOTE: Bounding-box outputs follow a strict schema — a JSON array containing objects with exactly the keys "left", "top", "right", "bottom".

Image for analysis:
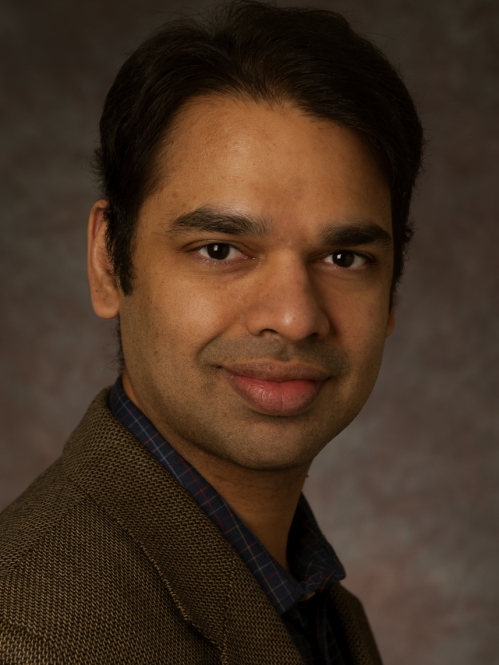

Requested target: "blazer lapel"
[
  {"left": 62, "top": 390, "right": 303, "bottom": 665},
  {"left": 330, "top": 585, "right": 383, "bottom": 665}
]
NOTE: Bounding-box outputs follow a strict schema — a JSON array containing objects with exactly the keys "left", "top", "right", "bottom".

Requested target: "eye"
[
  {"left": 324, "top": 251, "right": 367, "bottom": 268},
  {"left": 198, "top": 243, "right": 241, "bottom": 261}
]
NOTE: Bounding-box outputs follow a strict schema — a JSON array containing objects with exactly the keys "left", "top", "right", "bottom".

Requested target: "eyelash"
[{"left": 194, "top": 242, "right": 374, "bottom": 269}]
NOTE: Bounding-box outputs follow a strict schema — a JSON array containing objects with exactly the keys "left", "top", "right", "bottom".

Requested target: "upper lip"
[{"left": 220, "top": 361, "right": 330, "bottom": 382}]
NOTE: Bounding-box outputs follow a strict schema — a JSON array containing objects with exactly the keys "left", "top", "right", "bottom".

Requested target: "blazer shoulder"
[
  {"left": 330, "top": 584, "right": 384, "bottom": 665},
  {"left": 0, "top": 456, "right": 86, "bottom": 573},
  {"left": 0, "top": 618, "right": 68, "bottom": 665}
]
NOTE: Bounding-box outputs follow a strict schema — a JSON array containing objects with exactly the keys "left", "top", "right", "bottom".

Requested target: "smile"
[{"left": 221, "top": 362, "right": 329, "bottom": 416}]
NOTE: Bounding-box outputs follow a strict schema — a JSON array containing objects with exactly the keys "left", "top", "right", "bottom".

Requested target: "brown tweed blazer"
[{"left": 0, "top": 390, "right": 383, "bottom": 665}]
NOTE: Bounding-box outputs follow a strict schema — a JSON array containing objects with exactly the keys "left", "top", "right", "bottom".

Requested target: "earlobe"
[
  {"left": 87, "top": 200, "right": 121, "bottom": 320},
  {"left": 386, "top": 306, "right": 396, "bottom": 337}
]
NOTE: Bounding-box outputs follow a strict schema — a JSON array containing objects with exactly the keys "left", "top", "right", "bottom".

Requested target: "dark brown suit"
[{"left": 0, "top": 390, "right": 382, "bottom": 664}]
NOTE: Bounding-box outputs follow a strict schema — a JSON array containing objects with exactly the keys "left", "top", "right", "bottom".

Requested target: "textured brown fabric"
[{"left": 0, "top": 390, "right": 383, "bottom": 664}]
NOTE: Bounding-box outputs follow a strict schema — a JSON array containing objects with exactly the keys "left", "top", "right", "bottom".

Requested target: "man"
[{"left": 0, "top": 2, "right": 422, "bottom": 663}]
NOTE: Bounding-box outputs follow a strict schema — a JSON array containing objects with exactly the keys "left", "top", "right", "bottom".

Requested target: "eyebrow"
[
  {"left": 165, "top": 206, "right": 392, "bottom": 248},
  {"left": 319, "top": 221, "right": 392, "bottom": 248},
  {"left": 166, "top": 207, "right": 268, "bottom": 238}
]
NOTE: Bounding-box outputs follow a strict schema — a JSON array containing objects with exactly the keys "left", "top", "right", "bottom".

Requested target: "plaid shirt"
[{"left": 110, "top": 377, "right": 347, "bottom": 664}]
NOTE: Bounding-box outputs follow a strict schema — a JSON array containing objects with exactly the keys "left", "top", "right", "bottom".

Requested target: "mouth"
[{"left": 221, "top": 361, "right": 329, "bottom": 416}]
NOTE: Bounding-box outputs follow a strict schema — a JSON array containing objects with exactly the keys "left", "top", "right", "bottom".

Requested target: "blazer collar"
[{"left": 62, "top": 389, "right": 303, "bottom": 665}]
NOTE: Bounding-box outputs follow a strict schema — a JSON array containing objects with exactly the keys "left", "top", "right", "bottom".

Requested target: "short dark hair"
[{"left": 95, "top": 0, "right": 423, "bottom": 295}]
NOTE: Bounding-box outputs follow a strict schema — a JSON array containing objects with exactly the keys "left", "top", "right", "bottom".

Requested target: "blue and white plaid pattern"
[{"left": 110, "top": 377, "right": 347, "bottom": 663}]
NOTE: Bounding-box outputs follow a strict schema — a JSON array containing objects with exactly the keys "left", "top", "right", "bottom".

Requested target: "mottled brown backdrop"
[{"left": 1, "top": 0, "right": 498, "bottom": 663}]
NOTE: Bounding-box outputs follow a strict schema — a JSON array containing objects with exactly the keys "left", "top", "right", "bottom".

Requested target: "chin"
[
  {"left": 232, "top": 414, "right": 347, "bottom": 471},
  {"left": 216, "top": 436, "right": 323, "bottom": 472},
  {"left": 231, "top": 455, "right": 312, "bottom": 472}
]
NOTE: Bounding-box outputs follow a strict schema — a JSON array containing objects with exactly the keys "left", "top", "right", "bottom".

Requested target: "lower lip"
[{"left": 224, "top": 372, "right": 324, "bottom": 416}]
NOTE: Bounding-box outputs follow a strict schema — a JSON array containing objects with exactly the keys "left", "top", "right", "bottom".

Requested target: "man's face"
[{"left": 116, "top": 96, "right": 394, "bottom": 471}]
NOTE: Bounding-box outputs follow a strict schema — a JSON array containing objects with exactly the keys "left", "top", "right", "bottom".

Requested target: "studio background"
[{"left": 1, "top": 0, "right": 498, "bottom": 663}]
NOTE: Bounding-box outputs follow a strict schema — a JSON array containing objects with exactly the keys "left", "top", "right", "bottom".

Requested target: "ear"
[
  {"left": 87, "top": 200, "right": 120, "bottom": 319},
  {"left": 386, "top": 305, "right": 396, "bottom": 337}
]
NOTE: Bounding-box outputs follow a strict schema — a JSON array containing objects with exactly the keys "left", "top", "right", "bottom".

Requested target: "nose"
[{"left": 243, "top": 253, "right": 331, "bottom": 342}]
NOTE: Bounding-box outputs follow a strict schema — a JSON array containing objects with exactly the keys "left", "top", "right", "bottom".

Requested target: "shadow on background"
[{"left": 0, "top": 1, "right": 498, "bottom": 663}]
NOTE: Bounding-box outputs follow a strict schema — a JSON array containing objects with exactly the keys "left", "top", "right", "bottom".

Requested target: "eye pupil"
[
  {"left": 333, "top": 251, "right": 355, "bottom": 267},
  {"left": 207, "top": 243, "right": 230, "bottom": 260}
]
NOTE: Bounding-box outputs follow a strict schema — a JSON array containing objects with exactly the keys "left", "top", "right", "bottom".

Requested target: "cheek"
[
  {"left": 330, "top": 291, "right": 390, "bottom": 364},
  {"left": 144, "top": 269, "right": 241, "bottom": 356}
]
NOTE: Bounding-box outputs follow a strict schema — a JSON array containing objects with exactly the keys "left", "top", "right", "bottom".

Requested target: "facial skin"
[{"left": 88, "top": 95, "right": 394, "bottom": 567}]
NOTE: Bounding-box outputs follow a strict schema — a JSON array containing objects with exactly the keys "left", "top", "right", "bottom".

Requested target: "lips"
[{"left": 222, "top": 362, "right": 329, "bottom": 416}]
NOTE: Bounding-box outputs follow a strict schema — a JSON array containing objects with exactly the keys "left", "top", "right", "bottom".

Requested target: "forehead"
[{"left": 151, "top": 95, "right": 391, "bottom": 235}]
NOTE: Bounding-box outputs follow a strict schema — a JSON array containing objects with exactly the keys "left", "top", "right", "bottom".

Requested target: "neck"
[
  {"left": 178, "top": 447, "right": 310, "bottom": 572},
  {"left": 122, "top": 373, "right": 310, "bottom": 571}
]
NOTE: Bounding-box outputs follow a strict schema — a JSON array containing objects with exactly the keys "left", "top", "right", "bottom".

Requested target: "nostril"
[{"left": 259, "top": 328, "right": 281, "bottom": 337}]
